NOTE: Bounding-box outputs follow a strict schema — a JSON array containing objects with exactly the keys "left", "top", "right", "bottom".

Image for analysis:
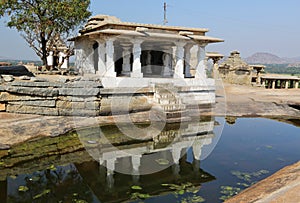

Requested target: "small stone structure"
[
  {"left": 70, "top": 15, "right": 223, "bottom": 85},
  {"left": 261, "top": 75, "right": 299, "bottom": 89},
  {"left": 251, "top": 64, "right": 265, "bottom": 85},
  {"left": 218, "top": 51, "right": 253, "bottom": 85}
]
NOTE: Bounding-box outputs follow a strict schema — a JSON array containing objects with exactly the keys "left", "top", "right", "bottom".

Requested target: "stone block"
[
  {"left": 58, "top": 108, "right": 99, "bottom": 117},
  {"left": 100, "top": 96, "right": 152, "bottom": 115},
  {"left": 30, "top": 77, "right": 49, "bottom": 82},
  {"left": 56, "top": 100, "right": 100, "bottom": 110},
  {"left": 0, "top": 103, "right": 5, "bottom": 111},
  {"left": 0, "top": 92, "right": 56, "bottom": 101},
  {"left": 0, "top": 85, "right": 5, "bottom": 92},
  {"left": 58, "top": 88, "right": 100, "bottom": 96},
  {"left": 6, "top": 104, "right": 58, "bottom": 116},
  {"left": 65, "top": 81, "right": 102, "bottom": 88},
  {"left": 9, "top": 100, "right": 56, "bottom": 107},
  {"left": 60, "top": 96, "right": 99, "bottom": 102},
  {"left": 6, "top": 86, "right": 58, "bottom": 97}
]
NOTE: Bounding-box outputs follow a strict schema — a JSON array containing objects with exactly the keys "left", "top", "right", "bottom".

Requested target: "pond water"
[{"left": 1, "top": 117, "right": 300, "bottom": 203}]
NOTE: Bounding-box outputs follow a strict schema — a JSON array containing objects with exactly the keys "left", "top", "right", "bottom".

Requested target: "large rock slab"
[
  {"left": 6, "top": 104, "right": 58, "bottom": 116},
  {"left": 11, "top": 81, "right": 64, "bottom": 88},
  {"left": 6, "top": 86, "right": 58, "bottom": 97},
  {"left": 0, "top": 65, "right": 34, "bottom": 77},
  {"left": 225, "top": 161, "right": 300, "bottom": 203},
  {"left": 0, "top": 92, "right": 56, "bottom": 101}
]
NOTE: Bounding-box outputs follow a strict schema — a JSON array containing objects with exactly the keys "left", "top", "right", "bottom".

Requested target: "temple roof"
[
  {"left": 81, "top": 14, "right": 209, "bottom": 34},
  {"left": 70, "top": 15, "right": 224, "bottom": 44}
]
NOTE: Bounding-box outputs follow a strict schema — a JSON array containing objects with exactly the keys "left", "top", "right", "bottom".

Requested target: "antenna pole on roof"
[{"left": 163, "top": 2, "right": 168, "bottom": 25}]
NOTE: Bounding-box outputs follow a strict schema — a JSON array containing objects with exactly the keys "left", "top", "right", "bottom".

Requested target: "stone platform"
[{"left": 0, "top": 76, "right": 215, "bottom": 118}]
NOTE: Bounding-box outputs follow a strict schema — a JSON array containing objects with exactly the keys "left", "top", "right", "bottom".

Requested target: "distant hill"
[
  {"left": 244, "top": 52, "right": 289, "bottom": 64},
  {"left": 244, "top": 52, "right": 300, "bottom": 64}
]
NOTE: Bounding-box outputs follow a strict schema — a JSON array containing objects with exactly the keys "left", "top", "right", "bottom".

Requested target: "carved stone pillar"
[
  {"left": 285, "top": 81, "right": 289, "bottom": 89},
  {"left": 195, "top": 44, "right": 207, "bottom": 79},
  {"left": 171, "top": 146, "right": 182, "bottom": 164},
  {"left": 131, "top": 39, "right": 143, "bottom": 78},
  {"left": 262, "top": 79, "right": 266, "bottom": 87},
  {"left": 96, "top": 40, "right": 106, "bottom": 77},
  {"left": 184, "top": 44, "right": 193, "bottom": 78},
  {"left": 272, "top": 80, "right": 276, "bottom": 89},
  {"left": 174, "top": 42, "right": 186, "bottom": 78},
  {"left": 192, "top": 141, "right": 203, "bottom": 161},
  {"left": 131, "top": 155, "right": 142, "bottom": 175},
  {"left": 295, "top": 81, "right": 299, "bottom": 89},
  {"left": 105, "top": 38, "right": 116, "bottom": 77},
  {"left": 106, "top": 157, "right": 116, "bottom": 188},
  {"left": 162, "top": 51, "right": 172, "bottom": 77},
  {"left": 144, "top": 50, "right": 152, "bottom": 75},
  {"left": 256, "top": 71, "right": 261, "bottom": 84},
  {"left": 121, "top": 46, "right": 131, "bottom": 76}
]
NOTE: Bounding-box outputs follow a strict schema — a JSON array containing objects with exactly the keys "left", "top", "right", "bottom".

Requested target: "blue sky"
[{"left": 1, "top": 0, "right": 300, "bottom": 60}]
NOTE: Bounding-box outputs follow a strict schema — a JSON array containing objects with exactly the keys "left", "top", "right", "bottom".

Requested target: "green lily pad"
[
  {"left": 33, "top": 189, "right": 51, "bottom": 199},
  {"left": 155, "top": 158, "right": 169, "bottom": 165},
  {"left": 131, "top": 185, "right": 142, "bottom": 190},
  {"left": 18, "top": 186, "right": 29, "bottom": 192}
]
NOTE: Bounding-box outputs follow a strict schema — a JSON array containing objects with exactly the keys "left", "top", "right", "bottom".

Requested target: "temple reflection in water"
[{"left": 2, "top": 118, "right": 218, "bottom": 202}]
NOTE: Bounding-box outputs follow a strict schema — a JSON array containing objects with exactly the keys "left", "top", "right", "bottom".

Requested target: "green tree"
[{"left": 0, "top": 0, "right": 91, "bottom": 65}]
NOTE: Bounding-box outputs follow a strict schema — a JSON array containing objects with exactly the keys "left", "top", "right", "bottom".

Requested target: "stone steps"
[{"left": 154, "top": 83, "right": 190, "bottom": 122}]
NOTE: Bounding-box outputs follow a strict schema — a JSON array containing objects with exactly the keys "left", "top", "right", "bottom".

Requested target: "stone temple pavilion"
[{"left": 70, "top": 15, "right": 223, "bottom": 88}]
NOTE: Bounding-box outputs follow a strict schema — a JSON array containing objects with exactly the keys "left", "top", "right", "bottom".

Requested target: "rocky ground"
[
  {"left": 225, "top": 161, "right": 300, "bottom": 203},
  {"left": 218, "top": 83, "right": 300, "bottom": 118}
]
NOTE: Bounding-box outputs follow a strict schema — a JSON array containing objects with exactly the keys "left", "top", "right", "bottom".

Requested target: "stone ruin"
[{"left": 218, "top": 51, "right": 253, "bottom": 85}]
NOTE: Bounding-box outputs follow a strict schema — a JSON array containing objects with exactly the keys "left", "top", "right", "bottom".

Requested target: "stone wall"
[
  {"left": 0, "top": 78, "right": 102, "bottom": 116},
  {"left": 0, "top": 77, "right": 157, "bottom": 117},
  {"left": 0, "top": 76, "right": 215, "bottom": 117}
]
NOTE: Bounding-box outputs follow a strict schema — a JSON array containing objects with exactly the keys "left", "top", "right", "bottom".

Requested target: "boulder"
[
  {"left": 0, "top": 65, "right": 34, "bottom": 77},
  {"left": 1, "top": 75, "right": 14, "bottom": 82}
]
